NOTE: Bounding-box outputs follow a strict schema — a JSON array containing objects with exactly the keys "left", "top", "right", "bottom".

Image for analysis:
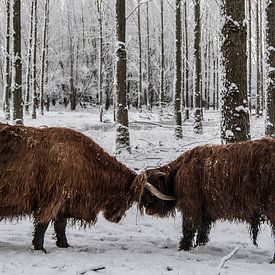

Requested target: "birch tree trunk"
[
  {"left": 174, "top": 0, "right": 182, "bottom": 138},
  {"left": 221, "top": 0, "right": 250, "bottom": 143},
  {"left": 266, "top": 0, "right": 275, "bottom": 137},
  {"left": 3, "top": 0, "right": 11, "bottom": 120},
  {"left": 194, "top": 0, "right": 203, "bottom": 134},
  {"left": 12, "top": 0, "right": 23, "bottom": 125},
  {"left": 115, "top": 0, "right": 130, "bottom": 153}
]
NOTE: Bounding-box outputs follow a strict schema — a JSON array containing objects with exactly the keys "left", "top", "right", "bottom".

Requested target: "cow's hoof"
[{"left": 56, "top": 241, "right": 69, "bottom": 248}]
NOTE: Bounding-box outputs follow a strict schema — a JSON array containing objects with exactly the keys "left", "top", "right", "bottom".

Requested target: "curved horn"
[
  {"left": 154, "top": 171, "right": 167, "bottom": 177},
  {"left": 144, "top": 182, "right": 176, "bottom": 201}
]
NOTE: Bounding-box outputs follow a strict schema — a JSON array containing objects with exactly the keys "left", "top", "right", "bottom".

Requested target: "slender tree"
[
  {"left": 31, "top": 0, "right": 38, "bottom": 119},
  {"left": 184, "top": 0, "right": 189, "bottom": 119},
  {"left": 221, "top": 0, "right": 250, "bottom": 143},
  {"left": 25, "top": 0, "right": 34, "bottom": 115},
  {"left": 248, "top": 0, "right": 252, "bottom": 111},
  {"left": 137, "top": 0, "right": 143, "bottom": 110},
  {"left": 159, "top": 0, "right": 164, "bottom": 118},
  {"left": 97, "top": 0, "right": 104, "bottom": 122},
  {"left": 115, "top": 0, "right": 130, "bottom": 152},
  {"left": 45, "top": 1, "right": 50, "bottom": 112},
  {"left": 40, "top": 0, "right": 50, "bottom": 115},
  {"left": 3, "top": 0, "right": 11, "bottom": 120},
  {"left": 67, "top": 2, "right": 76, "bottom": 111},
  {"left": 266, "top": 0, "right": 275, "bottom": 137},
  {"left": 146, "top": 2, "right": 153, "bottom": 110},
  {"left": 194, "top": 0, "right": 203, "bottom": 134},
  {"left": 174, "top": 0, "right": 182, "bottom": 138},
  {"left": 256, "top": 0, "right": 261, "bottom": 117},
  {"left": 12, "top": 0, "right": 23, "bottom": 125}
]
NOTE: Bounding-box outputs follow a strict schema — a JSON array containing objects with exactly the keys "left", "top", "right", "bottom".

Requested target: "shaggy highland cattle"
[
  {"left": 0, "top": 123, "right": 173, "bottom": 252},
  {"left": 139, "top": 138, "right": 275, "bottom": 263}
]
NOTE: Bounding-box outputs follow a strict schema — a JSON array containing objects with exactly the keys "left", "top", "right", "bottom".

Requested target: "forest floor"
[{"left": 0, "top": 107, "right": 274, "bottom": 275}]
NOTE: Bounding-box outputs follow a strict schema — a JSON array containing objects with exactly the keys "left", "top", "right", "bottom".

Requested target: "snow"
[{"left": 0, "top": 107, "right": 274, "bottom": 274}]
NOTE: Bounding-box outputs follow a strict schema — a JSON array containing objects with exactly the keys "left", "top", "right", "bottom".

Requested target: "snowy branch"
[{"left": 217, "top": 247, "right": 240, "bottom": 275}]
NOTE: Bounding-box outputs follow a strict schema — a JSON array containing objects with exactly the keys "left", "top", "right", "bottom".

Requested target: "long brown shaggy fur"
[
  {"left": 140, "top": 138, "right": 275, "bottom": 261},
  {"left": 0, "top": 123, "right": 147, "bottom": 250}
]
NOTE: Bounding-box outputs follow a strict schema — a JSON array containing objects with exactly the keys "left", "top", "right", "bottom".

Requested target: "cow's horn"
[
  {"left": 144, "top": 182, "right": 176, "bottom": 201},
  {"left": 155, "top": 171, "right": 167, "bottom": 177}
]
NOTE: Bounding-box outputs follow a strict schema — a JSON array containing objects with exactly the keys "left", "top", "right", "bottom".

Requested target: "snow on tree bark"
[
  {"left": 221, "top": 0, "right": 250, "bottom": 143},
  {"left": 12, "top": 0, "right": 23, "bottom": 125},
  {"left": 194, "top": 0, "right": 203, "bottom": 134},
  {"left": 115, "top": 0, "right": 130, "bottom": 153},
  {"left": 266, "top": 0, "right": 275, "bottom": 137},
  {"left": 174, "top": 0, "right": 183, "bottom": 139},
  {"left": 3, "top": 0, "right": 11, "bottom": 120}
]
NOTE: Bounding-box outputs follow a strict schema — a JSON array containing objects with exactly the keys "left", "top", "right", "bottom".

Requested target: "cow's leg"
[
  {"left": 179, "top": 219, "right": 196, "bottom": 251},
  {"left": 270, "top": 224, "right": 275, "bottom": 264},
  {"left": 54, "top": 215, "right": 69, "bottom": 248},
  {"left": 250, "top": 213, "right": 260, "bottom": 247},
  {"left": 196, "top": 214, "right": 213, "bottom": 246},
  {"left": 32, "top": 221, "right": 49, "bottom": 252}
]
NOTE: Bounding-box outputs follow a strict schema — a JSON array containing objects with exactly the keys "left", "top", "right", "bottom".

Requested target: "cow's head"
[{"left": 139, "top": 169, "right": 177, "bottom": 217}]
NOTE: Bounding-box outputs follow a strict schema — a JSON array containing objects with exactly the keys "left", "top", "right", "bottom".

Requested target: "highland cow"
[
  {"left": 140, "top": 138, "right": 275, "bottom": 263},
  {"left": 0, "top": 123, "right": 173, "bottom": 252}
]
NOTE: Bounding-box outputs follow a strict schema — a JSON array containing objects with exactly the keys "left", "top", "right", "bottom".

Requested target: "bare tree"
[
  {"left": 3, "top": 0, "right": 11, "bottom": 120},
  {"left": 31, "top": 0, "right": 38, "bottom": 119},
  {"left": 97, "top": 0, "right": 104, "bottom": 122},
  {"left": 115, "top": 0, "right": 130, "bottom": 153},
  {"left": 221, "top": 0, "right": 250, "bottom": 143},
  {"left": 146, "top": 1, "right": 153, "bottom": 110},
  {"left": 194, "top": 0, "right": 203, "bottom": 134},
  {"left": 159, "top": 0, "right": 164, "bottom": 118},
  {"left": 137, "top": 0, "right": 143, "bottom": 110},
  {"left": 174, "top": 0, "right": 182, "bottom": 138},
  {"left": 266, "top": 0, "right": 275, "bottom": 137},
  {"left": 12, "top": 0, "right": 23, "bottom": 125},
  {"left": 183, "top": 0, "right": 189, "bottom": 119},
  {"left": 40, "top": 0, "right": 50, "bottom": 115}
]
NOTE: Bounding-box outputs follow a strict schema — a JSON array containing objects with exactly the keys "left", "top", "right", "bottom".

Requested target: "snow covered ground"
[{"left": 0, "top": 108, "right": 274, "bottom": 275}]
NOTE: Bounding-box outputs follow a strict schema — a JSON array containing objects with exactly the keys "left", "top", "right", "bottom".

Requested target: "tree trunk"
[
  {"left": 137, "top": 0, "right": 143, "bottom": 110},
  {"left": 25, "top": 0, "right": 34, "bottom": 116},
  {"left": 146, "top": 2, "right": 153, "bottom": 110},
  {"left": 44, "top": 0, "right": 50, "bottom": 112},
  {"left": 159, "top": 0, "right": 164, "bottom": 118},
  {"left": 31, "top": 0, "right": 38, "bottom": 119},
  {"left": 97, "top": 0, "right": 104, "bottom": 122},
  {"left": 12, "top": 0, "right": 23, "bottom": 125},
  {"left": 194, "top": 0, "right": 203, "bottom": 134},
  {"left": 174, "top": 0, "right": 182, "bottom": 138},
  {"left": 221, "top": 0, "right": 250, "bottom": 143},
  {"left": 3, "top": 0, "right": 11, "bottom": 120},
  {"left": 266, "top": 0, "right": 275, "bottom": 137},
  {"left": 115, "top": 0, "right": 130, "bottom": 153},
  {"left": 184, "top": 1, "right": 189, "bottom": 119},
  {"left": 256, "top": 0, "right": 261, "bottom": 117},
  {"left": 40, "top": 0, "right": 49, "bottom": 116},
  {"left": 248, "top": 0, "right": 252, "bottom": 112}
]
